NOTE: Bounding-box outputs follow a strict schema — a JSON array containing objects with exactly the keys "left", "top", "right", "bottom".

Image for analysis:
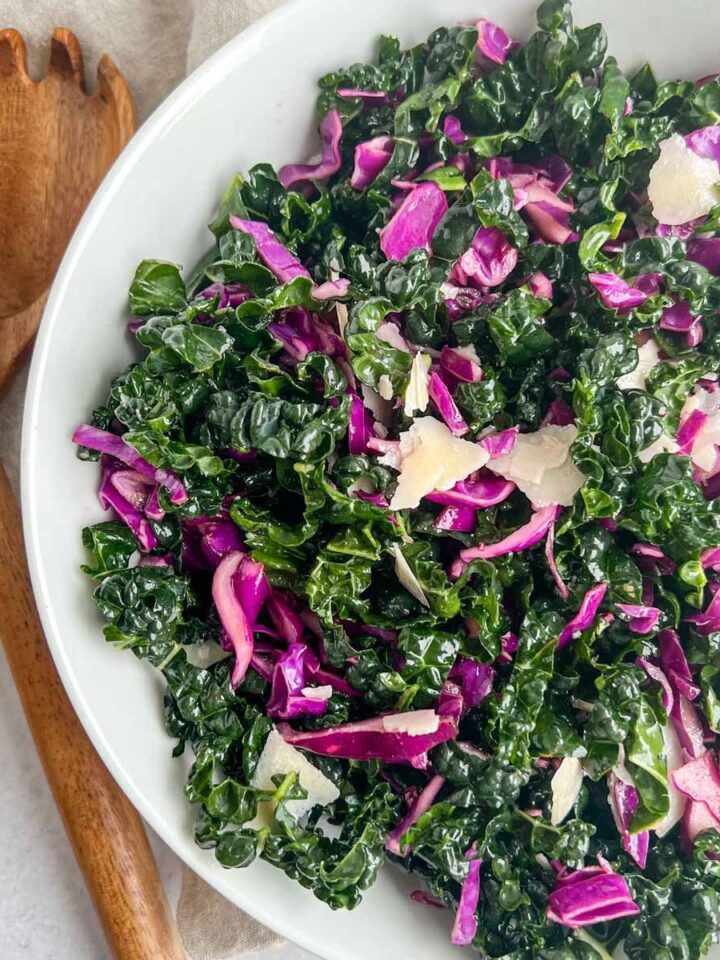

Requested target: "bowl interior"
[{"left": 22, "top": 0, "right": 720, "bottom": 956}]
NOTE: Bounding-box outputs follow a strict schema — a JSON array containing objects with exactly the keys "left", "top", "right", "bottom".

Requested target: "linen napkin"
[{"left": 0, "top": 0, "right": 312, "bottom": 956}]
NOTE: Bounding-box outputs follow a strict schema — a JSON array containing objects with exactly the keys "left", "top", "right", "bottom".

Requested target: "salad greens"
[{"left": 75, "top": 2, "right": 720, "bottom": 955}]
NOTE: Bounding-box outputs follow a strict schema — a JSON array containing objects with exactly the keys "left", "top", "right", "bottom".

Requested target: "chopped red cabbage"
[
  {"left": 267, "top": 642, "right": 329, "bottom": 719},
  {"left": 683, "top": 797, "right": 720, "bottom": 846},
  {"left": 348, "top": 392, "right": 375, "bottom": 454},
  {"left": 351, "top": 135, "right": 394, "bottom": 190},
  {"left": 547, "top": 859, "right": 640, "bottom": 928},
  {"left": 556, "top": 583, "right": 608, "bottom": 650},
  {"left": 479, "top": 427, "right": 518, "bottom": 459},
  {"left": 450, "top": 845, "right": 482, "bottom": 945},
  {"left": 212, "top": 551, "right": 268, "bottom": 687},
  {"left": 672, "top": 750, "right": 720, "bottom": 820},
  {"left": 73, "top": 425, "right": 188, "bottom": 505},
  {"left": 527, "top": 271, "right": 553, "bottom": 300},
  {"left": 266, "top": 590, "right": 306, "bottom": 646},
  {"left": 672, "top": 693, "right": 707, "bottom": 759},
  {"left": 386, "top": 774, "right": 445, "bottom": 856},
  {"left": 588, "top": 272, "right": 650, "bottom": 312},
  {"left": 632, "top": 542, "right": 677, "bottom": 575},
  {"left": 99, "top": 460, "right": 158, "bottom": 552},
  {"left": 450, "top": 226, "right": 518, "bottom": 289},
  {"left": 199, "top": 282, "right": 253, "bottom": 308},
  {"left": 230, "top": 217, "right": 311, "bottom": 284},
  {"left": 545, "top": 510, "right": 569, "bottom": 600},
  {"left": 488, "top": 156, "right": 577, "bottom": 244},
  {"left": 449, "top": 658, "right": 495, "bottom": 708},
  {"left": 457, "top": 505, "right": 559, "bottom": 569},
  {"left": 661, "top": 300, "right": 704, "bottom": 346},
  {"left": 336, "top": 88, "right": 390, "bottom": 103},
  {"left": 442, "top": 115, "right": 467, "bottom": 145},
  {"left": 475, "top": 18, "right": 513, "bottom": 65},
  {"left": 428, "top": 371, "right": 468, "bottom": 436},
  {"left": 311, "top": 278, "right": 351, "bottom": 301},
  {"left": 615, "top": 603, "right": 661, "bottom": 634},
  {"left": 607, "top": 773, "right": 649, "bottom": 869},
  {"left": 685, "top": 125, "right": 720, "bottom": 164},
  {"left": 701, "top": 546, "right": 720, "bottom": 570},
  {"left": 434, "top": 504, "right": 477, "bottom": 532},
  {"left": 279, "top": 109, "right": 343, "bottom": 188},
  {"left": 410, "top": 890, "right": 446, "bottom": 909},
  {"left": 425, "top": 474, "right": 516, "bottom": 509},
  {"left": 278, "top": 682, "right": 462, "bottom": 764},
  {"left": 541, "top": 399, "right": 575, "bottom": 427},
  {"left": 688, "top": 237, "right": 720, "bottom": 274},
  {"left": 109, "top": 468, "right": 155, "bottom": 509},
  {"left": 636, "top": 657, "right": 674, "bottom": 712},
  {"left": 185, "top": 515, "right": 246, "bottom": 568},
  {"left": 686, "top": 583, "right": 720, "bottom": 635},
  {"left": 378, "top": 182, "right": 448, "bottom": 261},
  {"left": 439, "top": 345, "right": 483, "bottom": 383}
]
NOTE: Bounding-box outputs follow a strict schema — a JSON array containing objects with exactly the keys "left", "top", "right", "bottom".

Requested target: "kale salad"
[{"left": 74, "top": 2, "right": 720, "bottom": 956}]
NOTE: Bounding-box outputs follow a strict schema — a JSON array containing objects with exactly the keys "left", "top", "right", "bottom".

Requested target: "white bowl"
[{"left": 22, "top": 1, "right": 720, "bottom": 956}]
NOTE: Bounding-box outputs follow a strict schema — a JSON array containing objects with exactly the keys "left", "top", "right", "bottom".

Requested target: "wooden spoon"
[
  {"left": 0, "top": 28, "right": 184, "bottom": 960},
  {"left": 0, "top": 27, "right": 135, "bottom": 365}
]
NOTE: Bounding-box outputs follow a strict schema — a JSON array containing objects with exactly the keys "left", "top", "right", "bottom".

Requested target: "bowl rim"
[{"left": 19, "top": 0, "right": 345, "bottom": 947}]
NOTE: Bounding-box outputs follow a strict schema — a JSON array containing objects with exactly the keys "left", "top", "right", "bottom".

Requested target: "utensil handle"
[
  {"left": 0, "top": 294, "right": 46, "bottom": 395},
  {"left": 0, "top": 462, "right": 185, "bottom": 960}
]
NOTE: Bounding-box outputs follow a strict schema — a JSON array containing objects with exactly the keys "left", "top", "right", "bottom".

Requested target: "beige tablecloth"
[{"left": 0, "top": 1, "right": 289, "bottom": 956}]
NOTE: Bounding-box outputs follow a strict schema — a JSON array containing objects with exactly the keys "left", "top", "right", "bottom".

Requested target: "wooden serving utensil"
[{"left": 0, "top": 28, "right": 184, "bottom": 960}]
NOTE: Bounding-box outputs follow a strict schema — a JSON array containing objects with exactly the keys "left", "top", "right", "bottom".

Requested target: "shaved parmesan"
[
  {"left": 377, "top": 445, "right": 403, "bottom": 470},
  {"left": 486, "top": 424, "right": 585, "bottom": 507},
  {"left": 389, "top": 417, "right": 489, "bottom": 510},
  {"left": 637, "top": 433, "right": 679, "bottom": 463},
  {"left": 404, "top": 352, "right": 431, "bottom": 417},
  {"left": 440, "top": 281, "right": 460, "bottom": 300},
  {"left": 378, "top": 374, "right": 394, "bottom": 401},
  {"left": 184, "top": 642, "right": 230, "bottom": 669},
  {"left": 611, "top": 748, "right": 635, "bottom": 787},
  {"left": 655, "top": 723, "right": 687, "bottom": 837},
  {"left": 648, "top": 134, "right": 720, "bottom": 226},
  {"left": 616, "top": 339, "right": 662, "bottom": 391},
  {"left": 693, "top": 438, "right": 720, "bottom": 474},
  {"left": 347, "top": 475, "right": 376, "bottom": 496},
  {"left": 454, "top": 344, "right": 482, "bottom": 364},
  {"left": 329, "top": 266, "right": 348, "bottom": 334},
  {"left": 505, "top": 430, "right": 569, "bottom": 481},
  {"left": 336, "top": 301, "right": 349, "bottom": 335},
  {"left": 382, "top": 709, "right": 440, "bottom": 735},
  {"left": 251, "top": 728, "right": 340, "bottom": 824},
  {"left": 550, "top": 757, "right": 584, "bottom": 825},
  {"left": 392, "top": 543, "right": 430, "bottom": 607},
  {"left": 377, "top": 321, "right": 411, "bottom": 352},
  {"left": 301, "top": 685, "right": 333, "bottom": 700},
  {"left": 685, "top": 385, "right": 720, "bottom": 417},
  {"left": 361, "top": 382, "right": 393, "bottom": 425}
]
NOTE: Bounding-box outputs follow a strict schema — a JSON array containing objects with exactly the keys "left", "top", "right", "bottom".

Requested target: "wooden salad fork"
[{"left": 0, "top": 28, "right": 184, "bottom": 960}]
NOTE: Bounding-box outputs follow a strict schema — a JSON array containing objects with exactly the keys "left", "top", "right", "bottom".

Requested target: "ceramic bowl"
[{"left": 23, "top": 1, "right": 720, "bottom": 955}]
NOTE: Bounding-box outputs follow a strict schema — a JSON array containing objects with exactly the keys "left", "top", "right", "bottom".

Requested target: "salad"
[{"left": 74, "top": 2, "right": 720, "bottom": 956}]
